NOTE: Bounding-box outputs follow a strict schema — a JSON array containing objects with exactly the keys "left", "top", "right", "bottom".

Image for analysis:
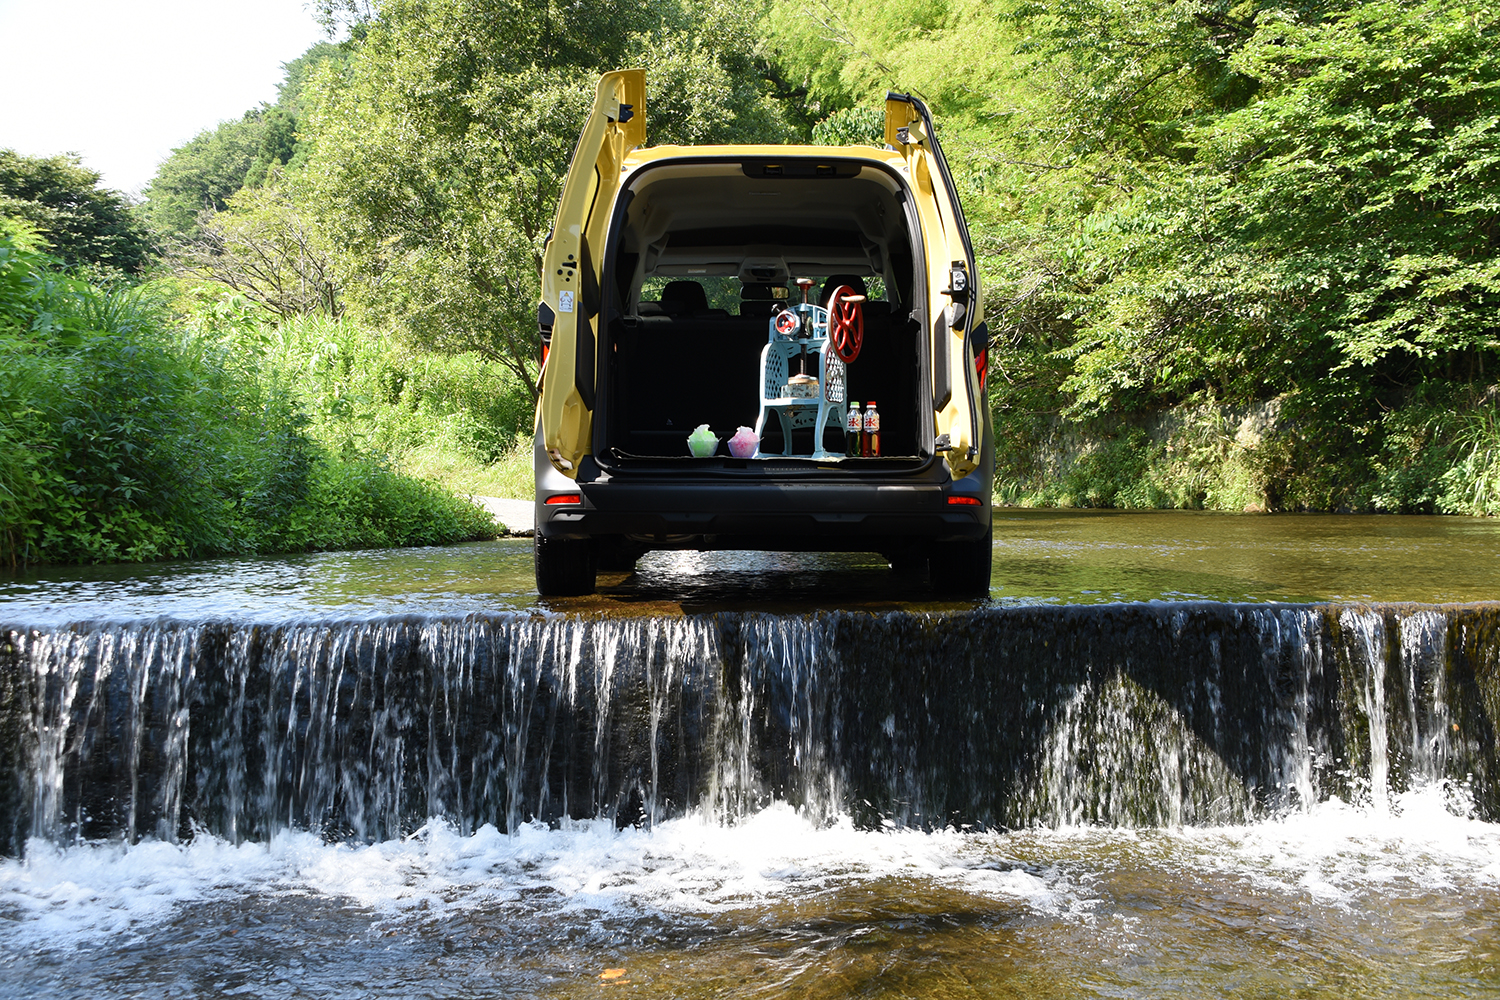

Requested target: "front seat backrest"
[{"left": 661, "top": 280, "right": 709, "bottom": 316}]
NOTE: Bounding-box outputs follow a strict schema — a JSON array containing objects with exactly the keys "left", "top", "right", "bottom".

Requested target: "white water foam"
[
  {"left": 4, "top": 794, "right": 1498, "bottom": 956},
  {"left": 1184, "top": 785, "right": 1500, "bottom": 905},
  {"left": 0, "top": 806, "right": 1070, "bottom": 953}
]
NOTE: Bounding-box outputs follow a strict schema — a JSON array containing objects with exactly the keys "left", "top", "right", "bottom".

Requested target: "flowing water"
[{"left": 2, "top": 511, "right": 1500, "bottom": 998}]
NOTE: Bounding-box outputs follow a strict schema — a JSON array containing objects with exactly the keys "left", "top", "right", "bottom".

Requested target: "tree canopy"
[
  {"left": 1028, "top": 0, "right": 1500, "bottom": 413},
  {"left": 0, "top": 150, "right": 155, "bottom": 276}
]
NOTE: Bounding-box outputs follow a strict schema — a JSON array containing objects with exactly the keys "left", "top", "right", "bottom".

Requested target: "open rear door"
[
  {"left": 538, "top": 69, "right": 646, "bottom": 477},
  {"left": 884, "top": 92, "right": 985, "bottom": 479}
]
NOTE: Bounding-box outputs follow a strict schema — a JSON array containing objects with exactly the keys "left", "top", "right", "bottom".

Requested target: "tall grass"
[
  {"left": 0, "top": 238, "right": 497, "bottom": 567},
  {"left": 1437, "top": 402, "right": 1500, "bottom": 515},
  {"left": 186, "top": 304, "right": 537, "bottom": 498}
]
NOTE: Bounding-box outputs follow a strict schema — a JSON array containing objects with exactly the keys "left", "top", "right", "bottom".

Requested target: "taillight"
[
  {"left": 545, "top": 493, "right": 581, "bottom": 505},
  {"left": 946, "top": 495, "right": 983, "bottom": 506}
]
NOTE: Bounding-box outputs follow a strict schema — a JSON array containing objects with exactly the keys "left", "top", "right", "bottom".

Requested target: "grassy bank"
[
  {"left": 0, "top": 235, "right": 507, "bottom": 567},
  {"left": 188, "top": 299, "right": 537, "bottom": 502}
]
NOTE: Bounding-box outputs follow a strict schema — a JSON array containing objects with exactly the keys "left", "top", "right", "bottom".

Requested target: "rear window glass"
[
  {"left": 639, "top": 276, "right": 742, "bottom": 312},
  {"left": 638, "top": 275, "right": 887, "bottom": 311}
]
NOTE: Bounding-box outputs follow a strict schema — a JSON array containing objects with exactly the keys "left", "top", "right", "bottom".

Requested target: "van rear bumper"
[{"left": 536, "top": 480, "right": 989, "bottom": 548}]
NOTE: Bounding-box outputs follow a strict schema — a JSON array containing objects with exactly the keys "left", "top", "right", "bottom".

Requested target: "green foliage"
[
  {"left": 1050, "top": 0, "right": 1500, "bottom": 415},
  {"left": 279, "top": 42, "right": 353, "bottom": 118},
  {"left": 811, "top": 105, "right": 885, "bottom": 147},
  {"left": 0, "top": 150, "right": 155, "bottom": 276},
  {"left": 0, "top": 236, "right": 494, "bottom": 568},
  {"left": 992, "top": 388, "right": 1500, "bottom": 514},
  {"left": 138, "top": 111, "right": 274, "bottom": 241},
  {"left": 2, "top": 265, "right": 244, "bottom": 564},
  {"left": 764, "top": 0, "right": 1016, "bottom": 120},
  {"left": 1220, "top": 0, "right": 1500, "bottom": 368},
  {"left": 174, "top": 292, "right": 536, "bottom": 500},
  {"left": 198, "top": 309, "right": 537, "bottom": 468},
  {"left": 1058, "top": 430, "right": 1170, "bottom": 508},
  {"left": 1438, "top": 403, "right": 1500, "bottom": 516},
  {"left": 178, "top": 180, "right": 342, "bottom": 318},
  {"left": 993, "top": 415, "right": 1180, "bottom": 509}
]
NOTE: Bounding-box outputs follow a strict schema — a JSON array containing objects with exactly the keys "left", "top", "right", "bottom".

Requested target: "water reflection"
[
  {"left": 2, "top": 510, "right": 1499, "bottom": 623},
  {"left": 990, "top": 509, "right": 1500, "bottom": 605},
  {"left": 0, "top": 541, "right": 542, "bottom": 624}
]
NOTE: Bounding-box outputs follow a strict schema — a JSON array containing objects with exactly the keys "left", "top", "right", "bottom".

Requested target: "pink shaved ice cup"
[{"left": 728, "top": 426, "right": 758, "bottom": 458}]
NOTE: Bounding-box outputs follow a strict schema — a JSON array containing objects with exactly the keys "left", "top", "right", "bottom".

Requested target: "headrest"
[
  {"left": 822, "top": 275, "right": 868, "bottom": 305},
  {"left": 660, "top": 280, "right": 709, "bottom": 315}
]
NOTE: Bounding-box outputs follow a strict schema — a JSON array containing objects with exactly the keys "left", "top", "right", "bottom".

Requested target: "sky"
[{"left": 0, "top": 0, "right": 331, "bottom": 195}]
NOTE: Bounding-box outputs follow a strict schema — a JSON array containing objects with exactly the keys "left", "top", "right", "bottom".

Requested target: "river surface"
[
  {"left": 2, "top": 509, "right": 1497, "bottom": 622},
  {"left": 1, "top": 510, "right": 1499, "bottom": 998}
]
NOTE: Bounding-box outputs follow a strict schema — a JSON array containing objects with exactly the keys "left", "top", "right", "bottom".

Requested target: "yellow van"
[{"left": 534, "top": 70, "right": 992, "bottom": 596}]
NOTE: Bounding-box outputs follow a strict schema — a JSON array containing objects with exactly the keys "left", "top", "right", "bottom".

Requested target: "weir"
[{"left": 3, "top": 603, "right": 1499, "bottom": 855}]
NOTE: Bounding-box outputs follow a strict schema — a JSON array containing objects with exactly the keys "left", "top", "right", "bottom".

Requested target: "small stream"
[{"left": 1, "top": 511, "right": 1498, "bottom": 998}]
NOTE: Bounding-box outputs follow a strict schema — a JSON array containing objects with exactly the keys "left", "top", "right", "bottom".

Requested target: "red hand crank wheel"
[{"left": 828, "top": 285, "right": 864, "bottom": 363}]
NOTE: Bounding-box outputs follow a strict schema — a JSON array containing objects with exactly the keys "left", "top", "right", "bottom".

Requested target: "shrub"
[{"left": 0, "top": 236, "right": 496, "bottom": 567}]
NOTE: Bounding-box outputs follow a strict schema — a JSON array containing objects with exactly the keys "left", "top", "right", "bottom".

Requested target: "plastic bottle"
[
  {"left": 863, "top": 401, "right": 880, "bottom": 457},
  {"left": 845, "top": 401, "right": 862, "bottom": 457}
]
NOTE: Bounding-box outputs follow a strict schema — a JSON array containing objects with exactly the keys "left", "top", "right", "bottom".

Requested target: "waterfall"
[{"left": 3, "top": 603, "right": 1498, "bottom": 853}]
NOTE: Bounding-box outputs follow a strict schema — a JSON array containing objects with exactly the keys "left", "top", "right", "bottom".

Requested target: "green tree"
[
  {"left": 764, "top": 0, "right": 1017, "bottom": 121},
  {"left": 178, "top": 178, "right": 342, "bottom": 318},
  {"left": 1052, "top": 0, "right": 1500, "bottom": 413},
  {"left": 139, "top": 111, "right": 276, "bottom": 240},
  {"left": 0, "top": 149, "right": 155, "bottom": 276},
  {"left": 302, "top": 0, "right": 796, "bottom": 391}
]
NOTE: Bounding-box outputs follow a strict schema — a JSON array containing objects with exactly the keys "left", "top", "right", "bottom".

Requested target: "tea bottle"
[
  {"left": 845, "top": 401, "right": 862, "bottom": 457},
  {"left": 862, "top": 401, "right": 880, "bottom": 457}
]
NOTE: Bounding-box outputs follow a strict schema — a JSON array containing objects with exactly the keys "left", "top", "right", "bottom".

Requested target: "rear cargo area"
[
  {"left": 600, "top": 159, "right": 930, "bottom": 463},
  {"left": 608, "top": 293, "right": 924, "bottom": 459}
]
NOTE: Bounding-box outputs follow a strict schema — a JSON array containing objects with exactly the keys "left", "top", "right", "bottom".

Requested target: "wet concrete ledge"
[{"left": 2, "top": 601, "right": 1498, "bottom": 853}]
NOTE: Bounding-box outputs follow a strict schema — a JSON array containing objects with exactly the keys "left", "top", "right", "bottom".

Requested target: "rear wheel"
[
  {"left": 534, "top": 533, "right": 597, "bottom": 596},
  {"left": 928, "top": 526, "right": 992, "bottom": 598}
]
